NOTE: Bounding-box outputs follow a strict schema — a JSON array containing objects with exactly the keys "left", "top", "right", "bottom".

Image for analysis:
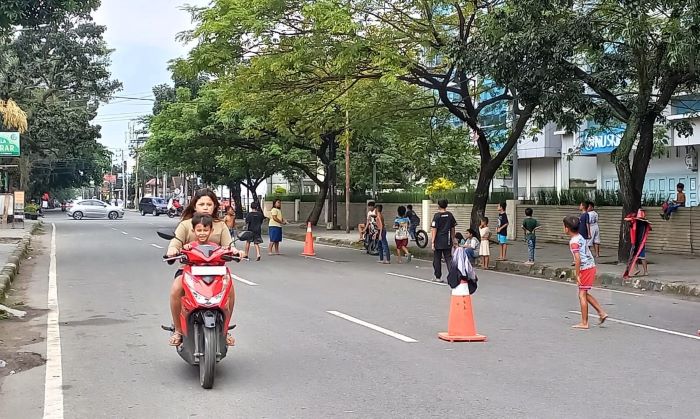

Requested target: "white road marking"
[
  {"left": 121, "top": 231, "right": 128, "bottom": 235},
  {"left": 150, "top": 244, "right": 164, "bottom": 249},
  {"left": 230, "top": 274, "right": 259, "bottom": 286},
  {"left": 304, "top": 255, "right": 337, "bottom": 263},
  {"left": 327, "top": 311, "right": 418, "bottom": 343},
  {"left": 111, "top": 227, "right": 118, "bottom": 231},
  {"left": 132, "top": 237, "right": 143, "bottom": 241},
  {"left": 386, "top": 272, "right": 446, "bottom": 286},
  {"left": 568, "top": 311, "right": 700, "bottom": 341},
  {"left": 44, "top": 223, "right": 64, "bottom": 419},
  {"left": 494, "top": 271, "right": 645, "bottom": 296}
]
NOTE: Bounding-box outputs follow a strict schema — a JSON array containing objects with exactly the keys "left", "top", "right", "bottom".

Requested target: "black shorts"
[
  {"left": 174, "top": 269, "right": 183, "bottom": 279},
  {"left": 247, "top": 232, "right": 264, "bottom": 244}
]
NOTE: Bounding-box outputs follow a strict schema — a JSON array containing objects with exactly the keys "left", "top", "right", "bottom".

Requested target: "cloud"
[{"left": 93, "top": 0, "right": 208, "bottom": 53}]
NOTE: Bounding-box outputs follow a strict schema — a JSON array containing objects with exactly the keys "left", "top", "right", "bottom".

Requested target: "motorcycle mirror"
[
  {"left": 157, "top": 229, "right": 177, "bottom": 241},
  {"left": 237, "top": 230, "right": 254, "bottom": 242}
]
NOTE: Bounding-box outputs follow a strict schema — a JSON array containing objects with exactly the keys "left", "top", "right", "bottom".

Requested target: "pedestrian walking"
[
  {"left": 522, "top": 207, "right": 541, "bottom": 264},
  {"left": 430, "top": 199, "right": 457, "bottom": 282},
  {"left": 587, "top": 201, "right": 601, "bottom": 257},
  {"left": 479, "top": 217, "right": 491, "bottom": 269},
  {"left": 563, "top": 216, "right": 608, "bottom": 329},
  {"left": 376, "top": 204, "right": 390, "bottom": 264},
  {"left": 268, "top": 199, "right": 287, "bottom": 255},
  {"left": 244, "top": 202, "right": 264, "bottom": 261},
  {"left": 496, "top": 202, "right": 509, "bottom": 260},
  {"left": 393, "top": 206, "right": 412, "bottom": 263}
]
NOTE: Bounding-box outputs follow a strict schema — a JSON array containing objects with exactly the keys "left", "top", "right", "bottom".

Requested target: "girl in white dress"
[{"left": 479, "top": 217, "right": 491, "bottom": 269}]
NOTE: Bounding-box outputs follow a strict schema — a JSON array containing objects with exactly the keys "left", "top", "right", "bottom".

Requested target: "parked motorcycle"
[{"left": 158, "top": 229, "right": 253, "bottom": 389}]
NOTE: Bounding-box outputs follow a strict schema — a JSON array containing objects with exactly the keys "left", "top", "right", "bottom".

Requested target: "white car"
[{"left": 67, "top": 199, "right": 125, "bottom": 220}]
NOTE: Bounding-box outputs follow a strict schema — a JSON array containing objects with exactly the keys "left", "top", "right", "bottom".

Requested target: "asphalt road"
[{"left": 1, "top": 211, "right": 699, "bottom": 418}]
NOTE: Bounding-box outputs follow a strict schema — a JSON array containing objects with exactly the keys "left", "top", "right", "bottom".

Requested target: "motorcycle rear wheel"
[{"left": 199, "top": 326, "right": 217, "bottom": 389}]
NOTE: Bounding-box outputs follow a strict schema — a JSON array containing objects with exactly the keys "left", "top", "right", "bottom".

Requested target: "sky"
[{"left": 92, "top": 0, "right": 208, "bottom": 154}]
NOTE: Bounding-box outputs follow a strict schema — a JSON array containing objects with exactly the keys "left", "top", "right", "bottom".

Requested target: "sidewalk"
[
  {"left": 0, "top": 220, "right": 41, "bottom": 302},
  {"left": 281, "top": 223, "right": 700, "bottom": 298}
]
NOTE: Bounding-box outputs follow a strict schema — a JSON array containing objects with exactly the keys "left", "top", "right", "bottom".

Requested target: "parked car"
[
  {"left": 138, "top": 197, "right": 168, "bottom": 216},
  {"left": 67, "top": 200, "right": 125, "bottom": 220}
]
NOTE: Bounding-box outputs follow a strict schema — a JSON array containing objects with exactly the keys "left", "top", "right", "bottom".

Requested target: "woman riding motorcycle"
[{"left": 166, "top": 189, "right": 241, "bottom": 346}]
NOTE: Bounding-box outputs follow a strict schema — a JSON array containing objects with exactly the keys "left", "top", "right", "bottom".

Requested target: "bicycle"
[{"left": 414, "top": 228, "right": 429, "bottom": 248}]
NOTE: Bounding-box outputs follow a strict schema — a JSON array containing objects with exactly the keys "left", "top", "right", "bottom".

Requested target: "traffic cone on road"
[
  {"left": 301, "top": 222, "right": 316, "bottom": 257},
  {"left": 438, "top": 281, "right": 486, "bottom": 342}
]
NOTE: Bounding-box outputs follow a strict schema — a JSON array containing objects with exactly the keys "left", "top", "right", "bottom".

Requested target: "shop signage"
[
  {"left": 578, "top": 125, "right": 624, "bottom": 155},
  {"left": 0, "top": 132, "right": 20, "bottom": 157}
]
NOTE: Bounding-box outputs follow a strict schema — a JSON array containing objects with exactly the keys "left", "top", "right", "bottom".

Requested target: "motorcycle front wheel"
[{"left": 199, "top": 326, "right": 217, "bottom": 389}]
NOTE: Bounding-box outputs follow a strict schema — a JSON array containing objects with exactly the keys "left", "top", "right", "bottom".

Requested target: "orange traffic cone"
[
  {"left": 438, "top": 280, "right": 486, "bottom": 342},
  {"left": 301, "top": 222, "right": 316, "bottom": 256}
]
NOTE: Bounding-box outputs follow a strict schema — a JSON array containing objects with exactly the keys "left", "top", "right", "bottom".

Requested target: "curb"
[
  {"left": 284, "top": 230, "right": 700, "bottom": 298},
  {"left": 0, "top": 221, "right": 43, "bottom": 302}
]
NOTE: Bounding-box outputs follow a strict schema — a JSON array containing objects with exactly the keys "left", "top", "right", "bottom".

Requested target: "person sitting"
[{"left": 662, "top": 183, "right": 686, "bottom": 220}]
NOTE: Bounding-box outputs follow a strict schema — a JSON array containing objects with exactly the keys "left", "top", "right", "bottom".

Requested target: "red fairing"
[{"left": 177, "top": 243, "right": 237, "bottom": 337}]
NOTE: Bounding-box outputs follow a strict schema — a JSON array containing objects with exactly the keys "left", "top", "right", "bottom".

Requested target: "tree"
[
  {"left": 0, "top": 19, "right": 120, "bottom": 194},
  {"left": 486, "top": 0, "right": 700, "bottom": 261},
  {"left": 0, "top": 0, "right": 98, "bottom": 31},
  {"left": 180, "top": 0, "right": 551, "bottom": 231}
]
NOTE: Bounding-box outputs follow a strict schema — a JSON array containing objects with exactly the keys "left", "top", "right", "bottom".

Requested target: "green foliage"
[
  {"left": 535, "top": 189, "right": 666, "bottom": 207},
  {"left": 430, "top": 190, "right": 514, "bottom": 205},
  {"left": 273, "top": 186, "right": 287, "bottom": 195},
  {"left": 0, "top": 0, "right": 99, "bottom": 31},
  {"left": 24, "top": 203, "right": 39, "bottom": 214},
  {"left": 0, "top": 19, "right": 120, "bottom": 194}
]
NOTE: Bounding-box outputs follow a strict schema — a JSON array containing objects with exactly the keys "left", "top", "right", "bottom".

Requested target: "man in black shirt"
[{"left": 431, "top": 199, "right": 457, "bottom": 282}]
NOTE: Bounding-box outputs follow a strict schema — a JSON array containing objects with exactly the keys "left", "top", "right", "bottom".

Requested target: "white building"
[{"left": 514, "top": 108, "right": 700, "bottom": 206}]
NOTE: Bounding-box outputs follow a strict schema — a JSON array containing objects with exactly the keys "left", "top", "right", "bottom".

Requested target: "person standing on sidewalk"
[
  {"left": 431, "top": 199, "right": 457, "bottom": 282},
  {"left": 479, "top": 217, "right": 491, "bottom": 269},
  {"left": 564, "top": 216, "right": 608, "bottom": 329},
  {"left": 268, "top": 199, "right": 287, "bottom": 255},
  {"left": 376, "top": 204, "right": 390, "bottom": 264},
  {"left": 496, "top": 202, "right": 509, "bottom": 261},
  {"left": 522, "top": 207, "right": 541, "bottom": 265},
  {"left": 587, "top": 201, "right": 601, "bottom": 257}
]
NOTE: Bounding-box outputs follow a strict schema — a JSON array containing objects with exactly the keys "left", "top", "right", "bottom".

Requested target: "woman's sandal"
[{"left": 169, "top": 331, "right": 183, "bottom": 346}]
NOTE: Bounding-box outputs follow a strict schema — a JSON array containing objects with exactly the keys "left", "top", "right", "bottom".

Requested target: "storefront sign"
[
  {"left": 578, "top": 125, "right": 624, "bottom": 155},
  {"left": 0, "top": 132, "right": 20, "bottom": 157}
]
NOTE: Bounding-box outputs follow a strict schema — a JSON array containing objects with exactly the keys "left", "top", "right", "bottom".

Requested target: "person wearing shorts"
[
  {"left": 268, "top": 199, "right": 287, "bottom": 255},
  {"left": 393, "top": 206, "right": 412, "bottom": 263},
  {"left": 496, "top": 202, "right": 509, "bottom": 260},
  {"left": 564, "top": 216, "right": 608, "bottom": 330}
]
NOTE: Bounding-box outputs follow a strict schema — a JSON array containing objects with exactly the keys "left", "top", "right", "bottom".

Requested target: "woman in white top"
[{"left": 587, "top": 201, "right": 601, "bottom": 257}]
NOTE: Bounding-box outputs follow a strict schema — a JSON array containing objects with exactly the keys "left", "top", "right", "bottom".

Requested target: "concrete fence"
[{"left": 272, "top": 199, "right": 699, "bottom": 256}]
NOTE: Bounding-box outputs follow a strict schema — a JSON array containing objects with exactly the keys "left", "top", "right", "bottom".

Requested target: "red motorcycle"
[{"left": 157, "top": 230, "right": 252, "bottom": 389}]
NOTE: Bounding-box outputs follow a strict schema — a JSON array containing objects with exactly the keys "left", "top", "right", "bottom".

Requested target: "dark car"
[{"left": 139, "top": 197, "right": 168, "bottom": 216}]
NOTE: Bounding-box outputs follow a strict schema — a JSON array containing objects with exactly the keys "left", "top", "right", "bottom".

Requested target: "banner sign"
[{"left": 578, "top": 124, "right": 624, "bottom": 155}]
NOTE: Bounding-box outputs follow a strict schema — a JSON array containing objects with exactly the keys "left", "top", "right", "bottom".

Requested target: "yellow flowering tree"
[
  {"left": 425, "top": 177, "right": 456, "bottom": 196},
  {"left": 0, "top": 99, "right": 27, "bottom": 133}
]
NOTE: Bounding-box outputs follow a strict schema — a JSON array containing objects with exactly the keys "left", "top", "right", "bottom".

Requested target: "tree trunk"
[
  {"left": 307, "top": 176, "right": 330, "bottom": 226},
  {"left": 470, "top": 162, "right": 497, "bottom": 237},
  {"left": 616, "top": 115, "right": 655, "bottom": 263},
  {"left": 230, "top": 182, "right": 243, "bottom": 218}
]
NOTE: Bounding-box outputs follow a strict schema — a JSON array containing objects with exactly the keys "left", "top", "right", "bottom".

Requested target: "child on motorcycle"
[
  {"left": 166, "top": 190, "right": 239, "bottom": 347},
  {"left": 183, "top": 212, "right": 216, "bottom": 250}
]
